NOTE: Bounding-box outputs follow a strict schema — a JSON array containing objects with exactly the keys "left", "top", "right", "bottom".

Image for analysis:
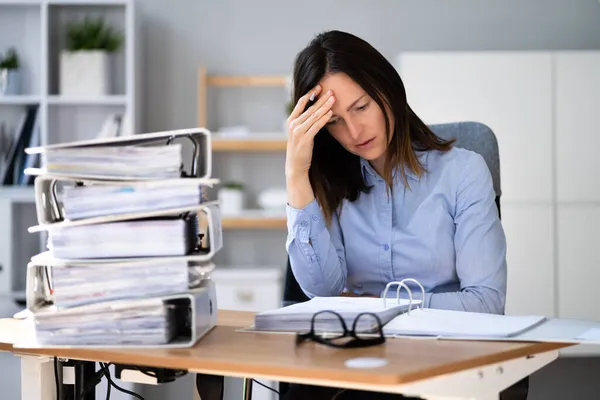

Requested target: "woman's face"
[{"left": 318, "top": 72, "right": 391, "bottom": 162}]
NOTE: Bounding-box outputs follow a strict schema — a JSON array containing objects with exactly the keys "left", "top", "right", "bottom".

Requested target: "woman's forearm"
[{"left": 286, "top": 172, "right": 315, "bottom": 210}]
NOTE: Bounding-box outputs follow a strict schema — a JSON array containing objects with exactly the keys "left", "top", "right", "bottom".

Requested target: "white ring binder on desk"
[
  {"left": 30, "top": 174, "right": 219, "bottom": 225},
  {"left": 23, "top": 128, "right": 213, "bottom": 181},
  {"left": 18, "top": 128, "right": 224, "bottom": 348},
  {"left": 27, "top": 202, "right": 223, "bottom": 261},
  {"left": 25, "top": 256, "right": 216, "bottom": 310},
  {"left": 15, "top": 280, "right": 218, "bottom": 349},
  {"left": 252, "top": 276, "right": 600, "bottom": 347}
]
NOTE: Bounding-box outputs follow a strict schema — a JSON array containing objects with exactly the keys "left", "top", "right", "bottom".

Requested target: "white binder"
[
  {"left": 15, "top": 279, "right": 218, "bottom": 349},
  {"left": 25, "top": 254, "right": 216, "bottom": 310},
  {"left": 24, "top": 127, "right": 213, "bottom": 180},
  {"left": 27, "top": 197, "right": 223, "bottom": 262},
  {"left": 31, "top": 173, "right": 219, "bottom": 223},
  {"left": 253, "top": 278, "right": 600, "bottom": 346}
]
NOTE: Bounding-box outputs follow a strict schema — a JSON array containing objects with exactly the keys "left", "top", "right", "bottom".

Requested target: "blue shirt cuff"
[{"left": 286, "top": 199, "right": 326, "bottom": 241}]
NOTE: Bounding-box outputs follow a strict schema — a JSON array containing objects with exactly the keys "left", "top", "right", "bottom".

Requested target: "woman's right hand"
[{"left": 285, "top": 85, "right": 335, "bottom": 180}]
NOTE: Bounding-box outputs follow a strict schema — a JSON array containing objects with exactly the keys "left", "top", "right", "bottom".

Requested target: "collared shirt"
[{"left": 285, "top": 147, "right": 507, "bottom": 314}]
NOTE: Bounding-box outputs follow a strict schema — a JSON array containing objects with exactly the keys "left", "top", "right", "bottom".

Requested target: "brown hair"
[{"left": 292, "top": 30, "right": 454, "bottom": 224}]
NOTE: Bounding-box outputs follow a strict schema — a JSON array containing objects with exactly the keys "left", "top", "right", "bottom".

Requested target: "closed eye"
[{"left": 356, "top": 102, "right": 370, "bottom": 111}]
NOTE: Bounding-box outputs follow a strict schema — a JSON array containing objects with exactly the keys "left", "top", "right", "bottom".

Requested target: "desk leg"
[
  {"left": 19, "top": 355, "right": 56, "bottom": 400},
  {"left": 242, "top": 378, "right": 253, "bottom": 400}
]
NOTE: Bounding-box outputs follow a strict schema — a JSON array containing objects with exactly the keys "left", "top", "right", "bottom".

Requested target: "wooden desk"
[{"left": 0, "top": 310, "right": 571, "bottom": 400}]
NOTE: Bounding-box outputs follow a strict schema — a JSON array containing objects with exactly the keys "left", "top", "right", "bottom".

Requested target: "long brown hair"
[{"left": 291, "top": 30, "right": 454, "bottom": 224}]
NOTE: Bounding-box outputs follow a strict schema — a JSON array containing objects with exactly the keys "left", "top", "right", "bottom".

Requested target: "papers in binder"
[
  {"left": 24, "top": 127, "right": 212, "bottom": 180},
  {"left": 26, "top": 255, "right": 215, "bottom": 309},
  {"left": 38, "top": 144, "right": 184, "bottom": 179},
  {"left": 59, "top": 178, "right": 213, "bottom": 220},
  {"left": 252, "top": 279, "right": 552, "bottom": 340},
  {"left": 28, "top": 202, "right": 222, "bottom": 263},
  {"left": 46, "top": 216, "right": 198, "bottom": 259},
  {"left": 254, "top": 296, "right": 420, "bottom": 333},
  {"left": 381, "top": 308, "right": 546, "bottom": 338},
  {"left": 21, "top": 280, "right": 218, "bottom": 348}
]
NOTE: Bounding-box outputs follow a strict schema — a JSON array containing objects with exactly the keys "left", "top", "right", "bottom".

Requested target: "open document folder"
[{"left": 252, "top": 279, "right": 600, "bottom": 346}]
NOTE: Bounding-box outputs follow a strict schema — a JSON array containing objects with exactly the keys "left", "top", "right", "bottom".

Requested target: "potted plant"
[
  {"left": 218, "top": 181, "right": 245, "bottom": 215},
  {"left": 60, "top": 16, "right": 124, "bottom": 97},
  {"left": 0, "top": 47, "right": 20, "bottom": 95}
]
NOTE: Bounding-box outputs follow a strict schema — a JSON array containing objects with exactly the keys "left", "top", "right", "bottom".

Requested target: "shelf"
[
  {"left": 222, "top": 210, "right": 286, "bottom": 229},
  {"left": 0, "top": 95, "right": 42, "bottom": 105},
  {"left": 197, "top": 65, "right": 289, "bottom": 127},
  {"left": 47, "top": 95, "right": 127, "bottom": 106},
  {"left": 206, "top": 75, "right": 288, "bottom": 87},
  {"left": 212, "top": 133, "right": 287, "bottom": 152}
]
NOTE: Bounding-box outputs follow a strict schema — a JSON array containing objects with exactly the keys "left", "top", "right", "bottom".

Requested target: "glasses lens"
[
  {"left": 311, "top": 310, "right": 347, "bottom": 339},
  {"left": 352, "top": 313, "right": 382, "bottom": 339}
]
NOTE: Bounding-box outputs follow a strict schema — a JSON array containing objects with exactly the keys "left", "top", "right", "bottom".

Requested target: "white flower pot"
[
  {"left": 0, "top": 69, "right": 20, "bottom": 95},
  {"left": 60, "top": 50, "right": 109, "bottom": 97},
  {"left": 218, "top": 188, "right": 244, "bottom": 215}
]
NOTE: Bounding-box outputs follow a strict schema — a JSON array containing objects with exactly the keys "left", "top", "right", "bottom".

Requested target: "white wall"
[{"left": 396, "top": 51, "right": 600, "bottom": 352}]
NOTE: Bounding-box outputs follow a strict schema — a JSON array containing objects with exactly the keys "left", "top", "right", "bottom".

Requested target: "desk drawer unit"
[
  {"left": 211, "top": 268, "right": 282, "bottom": 312},
  {"left": 208, "top": 267, "right": 283, "bottom": 400}
]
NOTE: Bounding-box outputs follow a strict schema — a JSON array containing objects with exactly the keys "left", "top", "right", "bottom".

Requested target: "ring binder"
[
  {"left": 27, "top": 202, "right": 222, "bottom": 262},
  {"left": 382, "top": 281, "right": 413, "bottom": 311},
  {"left": 16, "top": 280, "right": 218, "bottom": 349},
  {"left": 31, "top": 174, "right": 219, "bottom": 225},
  {"left": 24, "top": 128, "right": 213, "bottom": 181},
  {"left": 25, "top": 256, "right": 216, "bottom": 311}
]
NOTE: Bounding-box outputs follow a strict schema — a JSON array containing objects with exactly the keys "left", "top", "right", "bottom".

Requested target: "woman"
[
  {"left": 282, "top": 29, "right": 510, "bottom": 400},
  {"left": 286, "top": 29, "right": 506, "bottom": 315}
]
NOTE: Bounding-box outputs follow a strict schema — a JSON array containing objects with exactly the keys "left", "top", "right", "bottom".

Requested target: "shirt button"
[
  {"left": 383, "top": 244, "right": 389, "bottom": 251},
  {"left": 311, "top": 214, "right": 319, "bottom": 221},
  {"left": 301, "top": 221, "right": 308, "bottom": 227}
]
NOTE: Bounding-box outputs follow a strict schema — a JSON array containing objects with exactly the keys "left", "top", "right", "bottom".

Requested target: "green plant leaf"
[
  {"left": 0, "top": 47, "right": 19, "bottom": 69},
  {"left": 65, "top": 16, "right": 124, "bottom": 52}
]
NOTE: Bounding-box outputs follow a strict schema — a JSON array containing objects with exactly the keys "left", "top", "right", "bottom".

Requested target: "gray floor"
[{"left": 3, "top": 297, "right": 600, "bottom": 400}]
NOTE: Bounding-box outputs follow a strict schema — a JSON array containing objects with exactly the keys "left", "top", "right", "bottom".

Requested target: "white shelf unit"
[
  {"left": 0, "top": 0, "right": 139, "bottom": 301},
  {"left": 396, "top": 50, "right": 600, "bottom": 356}
]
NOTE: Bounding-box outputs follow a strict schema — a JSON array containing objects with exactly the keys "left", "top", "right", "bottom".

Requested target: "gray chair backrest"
[{"left": 429, "top": 121, "right": 501, "bottom": 199}]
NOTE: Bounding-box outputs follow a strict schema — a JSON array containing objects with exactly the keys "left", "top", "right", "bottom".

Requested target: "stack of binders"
[{"left": 20, "top": 128, "right": 223, "bottom": 348}]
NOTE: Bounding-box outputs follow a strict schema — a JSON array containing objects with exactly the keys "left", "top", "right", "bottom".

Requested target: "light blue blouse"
[{"left": 285, "top": 147, "right": 507, "bottom": 314}]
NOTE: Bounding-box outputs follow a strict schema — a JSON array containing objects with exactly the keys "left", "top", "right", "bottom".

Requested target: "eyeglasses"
[{"left": 295, "top": 310, "right": 386, "bottom": 349}]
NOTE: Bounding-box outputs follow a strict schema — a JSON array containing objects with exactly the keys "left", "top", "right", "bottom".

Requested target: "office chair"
[{"left": 279, "top": 121, "right": 529, "bottom": 400}]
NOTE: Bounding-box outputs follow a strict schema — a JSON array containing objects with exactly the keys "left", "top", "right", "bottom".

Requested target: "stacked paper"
[
  {"left": 47, "top": 217, "right": 197, "bottom": 259},
  {"left": 22, "top": 129, "right": 223, "bottom": 347},
  {"left": 40, "top": 144, "right": 184, "bottom": 179},
  {"left": 254, "top": 297, "right": 420, "bottom": 333},
  {"left": 61, "top": 180, "right": 207, "bottom": 220}
]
